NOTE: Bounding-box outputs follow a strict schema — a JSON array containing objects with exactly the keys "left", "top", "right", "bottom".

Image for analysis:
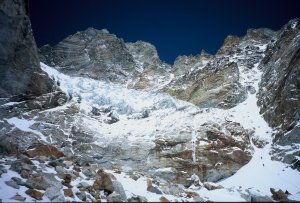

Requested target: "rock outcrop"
[
  {"left": 0, "top": 0, "right": 54, "bottom": 97},
  {"left": 126, "top": 41, "right": 172, "bottom": 90},
  {"left": 39, "top": 29, "right": 173, "bottom": 91},
  {"left": 149, "top": 121, "right": 253, "bottom": 183},
  {"left": 257, "top": 18, "right": 300, "bottom": 170},
  {"left": 258, "top": 18, "right": 300, "bottom": 140},
  {"left": 164, "top": 28, "right": 275, "bottom": 108},
  {"left": 39, "top": 28, "right": 138, "bottom": 84}
]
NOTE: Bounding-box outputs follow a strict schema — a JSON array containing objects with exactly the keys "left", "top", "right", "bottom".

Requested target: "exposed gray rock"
[
  {"left": 106, "top": 110, "right": 120, "bottom": 124},
  {"left": 39, "top": 28, "right": 173, "bottom": 92},
  {"left": 163, "top": 27, "right": 274, "bottom": 109},
  {"left": 257, "top": 18, "right": 300, "bottom": 168},
  {"left": 11, "top": 177, "right": 26, "bottom": 186},
  {"left": 270, "top": 188, "right": 289, "bottom": 202},
  {"left": 45, "top": 186, "right": 65, "bottom": 202},
  {"left": 55, "top": 166, "right": 67, "bottom": 179},
  {"left": 0, "top": 167, "right": 7, "bottom": 177},
  {"left": 149, "top": 167, "right": 177, "bottom": 182},
  {"left": 81, "top": 167, "right": 96, "bottom": 178},
  {"left": 107, "top": 192, "right": 125, "bottom": 202},
  {"left": 5, "top": 180, "right": 20, "bottom": 189},
  {"left": 258, "top": 18, "right": 300, "bottom": 139},
  {"left": 147, "top": 185, "right": 163, "bottom": 194},
  {"left": 25, "top": 172, "right": 62, "bottom": 190},
  {"left": 10, "top": 158, "right": 35, "bottom": 174},
  {"left": 39, "top": 28, "right": 138, "bottom": 84},
  {"left": 77, "top": 181, "right": 91, "bottom": 188},
  {"left": 76, "top": 191, "right": 87, "bottom": 201},
  {"left": 125, "top": 40, "right": 169, "bottom": 72},
  {"left": 112, "top": 181, "right": 127, "bottom": 202},
  {"left": 0, "top": 126, "right": 40, "bottom": 155},
  {"left": 93, "top": 169, "right": 116, "bottom": 192},
  {"left": 126, "top": 41, "right": 172, "bottom": 90},
  {"left": 149, "top": 121, "right": 253, "bottom": 183},
  {"left": 160, "top": 183, "right": 186, "bottom": 196},
  {"left": 0, "top": 0, "right": 54, "bottom": 97},
  {"left": 128, "top": 194, "right": 148, "bottom": 202},
  {"left": 203, "top": 182, "right": 224, "bottom": 190}
]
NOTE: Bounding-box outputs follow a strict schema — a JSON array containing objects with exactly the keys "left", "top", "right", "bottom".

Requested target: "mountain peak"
[{"left": 1, "top": 5, "right": 300, "bottom": 201}]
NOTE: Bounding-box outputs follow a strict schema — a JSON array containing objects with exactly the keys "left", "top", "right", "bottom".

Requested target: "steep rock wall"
[{"left": 0, "top": 0, "right": 54, "bottom": 97}]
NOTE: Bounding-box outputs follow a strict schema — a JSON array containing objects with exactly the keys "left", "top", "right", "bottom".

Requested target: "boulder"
[
  {"left": 93, "top": 169, "right": 116, "bottom": 193},
  {"left": 203, "top": 182, "right": 224, "bottom": 190},
  {"left": 159, "top": 196, "right": 170, "bottom": 202},
  {"left": 62, "top": 173, "right": 73, "bottom": 187},
  {"left": 11, "top": 177, "right": 26, "bottom": 186},
  {"left": 128, "top": 195, "right": 148, "bottom": 202},
  {"left": 0, "top": 128, "right": 40, "bottom": 155},
  {"left": 25, "top": 172, "right": 62, "bottom": 190},
  {"left": 185, "top": 191, "right": 200, "bottom": 198},
  {"left": 10, "top": 158, "right": 35, "bottom": 174},
  {"left": 55, "top": 166, "right": 66, "bottom": 178},
  {"left": 5, "top": 180, "right": 20, "bottom": 189},
  {"left": 270, "top": 188, "right": 288, "bottom": 202},
  {"left": 64, "top": 188, "right": 74, "bottom": 197},
  {"left": 25, "top": 189, "right": 44, "bottom": 200},
  {"left": 76, "top": 191, "right": 87, "bottom": 201},
  {"left": 24, "top": 143, "right": 65, "bottom": 158},
  {"left": 0, "top": 166, "right": 7, "bottom": 177},
  {"left": 112, "top": 181, "right": 127, "bottom": 202},
  {"left": 92, "top": 169, "right": 126, "bottom": 201},
  {"left": 107, "top": 192, "right": 125, "bottom": 202},
  {"left": 45, "top": 186, "right": 65, "bottom": 202},
  {"left": 147, "top": 185, "right": 163, "bottom": 194}
]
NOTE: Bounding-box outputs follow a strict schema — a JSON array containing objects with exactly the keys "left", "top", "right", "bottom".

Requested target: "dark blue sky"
[{"left": 29, "top": 0, "right": 300, "bottom": 64}]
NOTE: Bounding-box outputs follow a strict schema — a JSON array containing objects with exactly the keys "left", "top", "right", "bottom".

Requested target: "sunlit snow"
[{"left": 5, "top": 117, "right": 47, "bottom": 141}]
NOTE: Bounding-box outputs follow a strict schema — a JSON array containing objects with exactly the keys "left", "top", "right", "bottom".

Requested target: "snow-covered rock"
[{"left": 1, "top": 9, "right": 300, "bottom": 202}]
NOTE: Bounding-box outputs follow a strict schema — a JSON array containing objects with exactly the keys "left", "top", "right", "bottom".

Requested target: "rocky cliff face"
[
  {"left": 164, "top": 28, "right": 275, "bottom": 108},
  {"left": 258, "top": 19, "right": 300, "bottom": 138},
  {"left": 0, "top": 0, "right": 54, "bottom": 97},
  {"left": 125, "top": 41, "right": 172, "bottom": 90},
  {"left": 257, "top": 18, "right": 300, "bottom": 169},
  {"left": 39, "top": 28, "right": 139, "bottom": 84},
  {"left": 39, "top": 29, "right": 173, "bottom": 90}
]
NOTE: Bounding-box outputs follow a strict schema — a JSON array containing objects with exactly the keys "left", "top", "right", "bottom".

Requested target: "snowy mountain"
[{"left": 1, "top": 1, "right": 300, "bottom": 202}]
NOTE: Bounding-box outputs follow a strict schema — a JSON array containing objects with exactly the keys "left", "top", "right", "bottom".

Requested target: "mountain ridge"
[{"left": 36, "top": 15, "right": 300, "bottom": 181}]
